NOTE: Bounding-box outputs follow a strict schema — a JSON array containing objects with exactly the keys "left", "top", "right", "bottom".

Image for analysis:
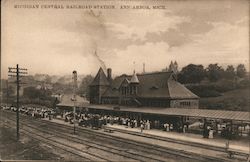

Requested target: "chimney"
[
  {"left": 107, "top": 68, "right": 112, "bottom": 80},
  {"left": 143, "top": 63, "right": 145, "bottom": 74}
]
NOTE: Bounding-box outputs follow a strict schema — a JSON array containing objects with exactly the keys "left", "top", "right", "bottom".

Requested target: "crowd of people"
[
  {"left": 62, "top": 112, "right": 154, "bottom": 131},
  {"left": 1, "top": 105, "right": 56, "bottom": 119},
  {"left": 2, "top": 105, "right": 249, "bottom": 139},
  {"left": 60, "top": 111, "right": 186, "bottom": 133}
]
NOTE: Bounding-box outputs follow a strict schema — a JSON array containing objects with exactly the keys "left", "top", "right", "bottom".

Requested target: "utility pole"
[
  {"left": 72, "top": 70, "right": 77, "bottom": 134},
  {"left": 6, "top": 80, "right": 9, "bottom": 107},
  {"left": 8, "top": 64, "right": 27, "bottom": 141}
]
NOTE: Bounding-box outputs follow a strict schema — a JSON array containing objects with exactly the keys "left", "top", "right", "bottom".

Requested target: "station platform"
[
  {"left": 105, "top": 124, "right": 250, "bottom": 152},
  {"left": 43, "top": 117, "right": 249, "bottom": 161}
]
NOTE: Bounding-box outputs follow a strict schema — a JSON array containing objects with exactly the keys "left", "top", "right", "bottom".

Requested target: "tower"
[
  {"left": 169, "top": 60, "right": 178, "bottom": 75},
  {"left": 174, "top": 61, "right": 178, "bottom": 74},
  {"left": 89, "top": 67, "right": 110, "bottom": 104},
  {"left": 130, "top": 70, "right": 139, "bottom": 95},
  {"left": 143, "top": 63, "right": 145, "bottom": 74}
]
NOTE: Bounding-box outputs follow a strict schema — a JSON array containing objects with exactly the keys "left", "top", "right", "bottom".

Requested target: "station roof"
[
  {"left": 82, "top": 104, "right": 250, "bottom": 122},
  {"left": 57, "top": 102, "right": 250, "bottom": 122},
  {"left": 103, "top": 71, "right": 198, "bottom": 99}
]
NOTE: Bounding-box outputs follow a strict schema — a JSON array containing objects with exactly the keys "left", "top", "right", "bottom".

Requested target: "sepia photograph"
[{"left": 1, "top": 0, "right": 249, "bottom": 161}]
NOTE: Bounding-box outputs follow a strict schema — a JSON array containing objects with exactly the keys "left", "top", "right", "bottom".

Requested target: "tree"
[
  {"left": 23, "top": 87, "right": 41, "bottom": 99},
  {"left": 178, "top": 64, "right": 206, "bottom": 84},
  {"left": 2, "top": 82, "right": 15, "bottom": 98},
  {"left": 206, "top": 64, "right": 224, "bottom": 82},
  {"left": 223, "top": 65, "right": 236, "bottom": 80},
  {"left": 57, "top": 76, "right": 67, "bottom": 84},
  {"left": 7, "top": 85, "right": 15, "bottom": 96},
  {"left": 23, "top": 86, "right": 54, "bottom": 107},
  {"left": 78, "top": 75, "right": 94, "bottom": 97},
  {"left": 236, "top": 64, "right": 246, "bottom": 78},
  {"left": 44, "top": 75, "right": 52, "bottom": 84}
]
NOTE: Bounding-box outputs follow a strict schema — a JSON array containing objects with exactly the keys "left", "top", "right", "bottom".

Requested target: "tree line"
[{"left": 177, "top": 63, "right": 247, "bottom": 84}]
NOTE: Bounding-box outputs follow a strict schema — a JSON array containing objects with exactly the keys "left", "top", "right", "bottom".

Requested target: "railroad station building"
[
  {"left": 89, "top": 67, "right": 199, "bottom": 108},
  {"left": 57, "top": 67, "right": 250, "bottom": 140}
]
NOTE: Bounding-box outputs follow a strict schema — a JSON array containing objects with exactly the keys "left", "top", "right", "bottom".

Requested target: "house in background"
[{"left": 89, "top": 67, "right": 199, "bottom": 108}]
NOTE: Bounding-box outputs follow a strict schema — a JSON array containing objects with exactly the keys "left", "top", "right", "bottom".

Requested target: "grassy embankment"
[{"left": 199, "top": 88, "right": 250, "bottom": 111}]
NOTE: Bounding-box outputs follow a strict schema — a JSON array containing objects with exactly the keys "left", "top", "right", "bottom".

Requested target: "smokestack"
[
  {"left": 143, "top": 63, "right": 145, "bottom": 74},
  {"left": 107, "top": 68, "right": 112, "bottom": 80}
]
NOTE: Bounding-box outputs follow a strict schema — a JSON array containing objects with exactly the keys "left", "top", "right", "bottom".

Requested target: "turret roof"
[{"left": 130, "top": 71, "right": 139, "bottom": 83}]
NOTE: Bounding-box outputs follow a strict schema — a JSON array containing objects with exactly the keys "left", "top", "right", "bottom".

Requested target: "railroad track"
[
  {"left": 39, "top": 121, "right": 227, "bottom": 162},
  {"left": 1, "top": 112, "right": 182, "bottom": 162},
  {"left": 1, "top": 120, "right": 109, "bottom": 161},
  {"left": 1, "top": 110, "right": 233, "bottom": 162},
  {"left": 3, "top": 119, "right": 164, "bottom": 162}
]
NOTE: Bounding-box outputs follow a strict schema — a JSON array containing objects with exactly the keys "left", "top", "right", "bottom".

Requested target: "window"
[
  {"left": 180, "top": 101, "right": 191, "bottom": 107},
  {"left": 126, "top": 87, "right": 129, "bottom": 96}
]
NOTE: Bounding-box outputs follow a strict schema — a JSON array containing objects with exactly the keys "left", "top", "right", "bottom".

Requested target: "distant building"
[
  {"left": 89, "top": 67, "right": 199, "bottom": 108},
  {"left": 162, "top": 61, "right": 178, "bottom": 75},
  {"left": 168, "top": 60, "right": 178, "bottom": 74},
  {"left": 57, "top": 94, "right": 89, "bottom": 108},
  {"left": 36, "top": 83, "right": 53, "bottom": 90},
  {"left": 51, "top": 93, "right": 63, "bottom": 101}
]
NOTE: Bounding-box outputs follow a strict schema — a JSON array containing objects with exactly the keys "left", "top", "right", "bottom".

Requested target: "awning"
[{"left": 83, "top": 104, "right": 250, "bottom": 122}]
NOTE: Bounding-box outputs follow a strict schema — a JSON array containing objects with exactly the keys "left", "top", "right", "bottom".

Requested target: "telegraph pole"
[
  {"left": 72, "top": 70, "right": 77, "bottom": 134},
  {"left": 8, "top": 64, "right": 27, "bottom": 141},
  {"left": 6, "top": 80, "right": 9, "bottom": 107}
]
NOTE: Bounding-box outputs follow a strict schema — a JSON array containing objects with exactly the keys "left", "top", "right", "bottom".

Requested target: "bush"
[
  {"left": 200, "top": 97, "right": 249, "bottom": 111},
  {"left": 199, "top": 90, "right": 222, "bottom": 97},
  {"left": 20, "top": 96, "right": 56, "bottom": 108},
  {"left": 186, "top": 85, "right": 221, "bottom": 97},
  {"left": 237, "top": 79, "right": 250, "bottom": 88},
  {"left": 213, "top": 80, "right": 235, "bottom": 92},
  {"left": 186, "top": 78, "right": 249, "bottom": 97}
]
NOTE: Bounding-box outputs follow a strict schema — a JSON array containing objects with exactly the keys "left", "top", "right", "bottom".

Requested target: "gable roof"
[
  {"left": 120, "top": 78, "right": 130, "bottom": 87},
  {"left": 168, "top": 79, "right": 199, "bottom": 99},
  {"left": 136, "top": 72, "right": 171, "bottom": 98},
  {"left": 90, "top": 67, "right": 110, "bottom": 86},
  {"left": 102, "top": 71, "right": 198, "bottom": 99}
]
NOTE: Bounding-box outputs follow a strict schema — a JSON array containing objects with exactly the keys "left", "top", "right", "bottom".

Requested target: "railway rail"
[
  {"left": 1, "top": 110, "right": 237, "bottom": 161},
  {"left": 1, "top": 117, "right": 195, "bottom": 162},
  {"left": 1, "top": 120, "right": 108, "bottom": 161}
]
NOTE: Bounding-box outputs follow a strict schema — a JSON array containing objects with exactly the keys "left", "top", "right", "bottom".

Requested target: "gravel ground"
[{"left": 0, "top": 123, "right": 79, "bottom": 160}]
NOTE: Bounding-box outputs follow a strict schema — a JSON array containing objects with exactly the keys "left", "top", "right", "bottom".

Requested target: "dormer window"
[{"left": 150, "top": 85, "right": 159, "bottom": 90}]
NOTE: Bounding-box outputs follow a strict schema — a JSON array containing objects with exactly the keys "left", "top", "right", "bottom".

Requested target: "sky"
[{"left": 1, "top": 0, "right": 249, "bottom": 78}]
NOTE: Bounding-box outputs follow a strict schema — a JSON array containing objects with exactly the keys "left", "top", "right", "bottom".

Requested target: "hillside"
[{"left": 199, "top": 88, "right": 250, "bottom": 111}]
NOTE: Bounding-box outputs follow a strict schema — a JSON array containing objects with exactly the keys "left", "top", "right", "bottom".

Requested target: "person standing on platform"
[
  {"left": 146, "top": 120, "right": 150, "bottom": 130},
  {"left": 110, "top": 116, "right": 114, "bottom": 125},
  {"left": 140, "top": 121, "right": 144, "bottom": 133},
  {"left": 183, "top": 124, "right": 187, "bottom": 133},
  {"left": 163, "top": 123, "right": 167, "bottom": 131},
  {"left": 170, "top": 123, "right": 173, "bottom": 131},
  {"left": 134, "top": 119, "right": 137, "bottom": 128},
  {"left": 209, "top": 128, "right": 214, "bottom": 139},
  {"left": 128, "top": 119, "right": 131, "bottom": 127},
  {"left": 131, "top": 119, "right": 134, "bottom": 128}
]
